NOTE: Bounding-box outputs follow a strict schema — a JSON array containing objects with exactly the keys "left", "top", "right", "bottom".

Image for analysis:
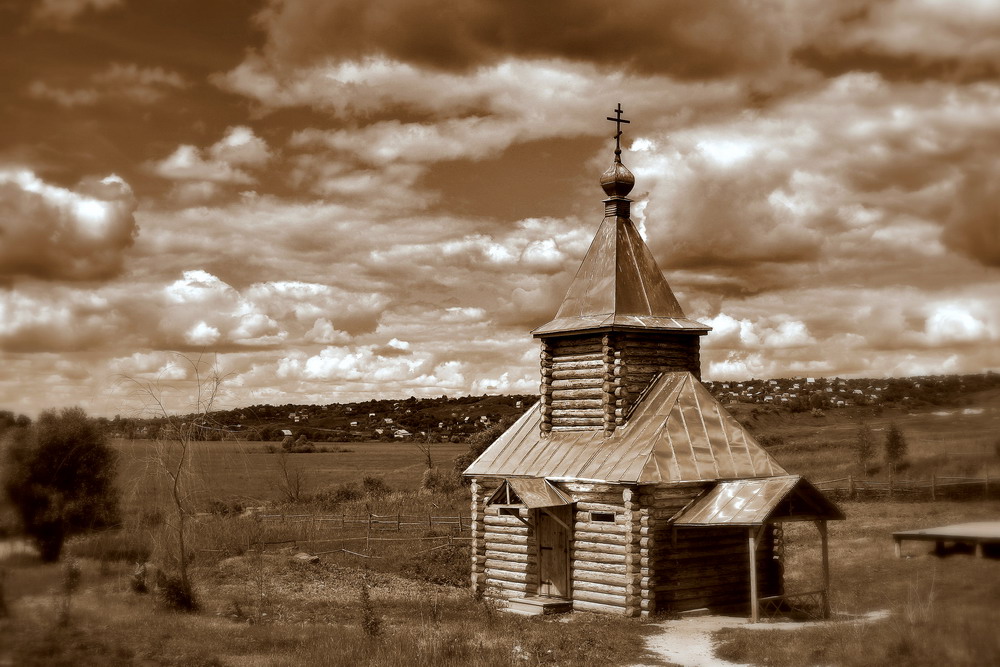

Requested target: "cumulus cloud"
[
  {"left": 151, "top": 126, "right": 272, "bottom": 186},
  {"left": 28, "top": 63, "right": 187, "bottom": 107},
  {"left": 0, "top": 170, "right": 137, "bottom": 281}
]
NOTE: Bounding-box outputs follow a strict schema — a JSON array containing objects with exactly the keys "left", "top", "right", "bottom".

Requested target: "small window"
[
  {"left": 499, "top": 507, "right": 520, "bottom": 517},
  {"left": 591, "top": 512, "right": 616, "bottom": 523}
]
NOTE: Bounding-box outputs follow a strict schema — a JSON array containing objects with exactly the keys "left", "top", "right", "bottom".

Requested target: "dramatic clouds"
[
  {"left": 0, "top": 1, "right": 998, "bottom": 416},
  {"left": 0, "top": 170, "right": 137, "bottom": 281}
]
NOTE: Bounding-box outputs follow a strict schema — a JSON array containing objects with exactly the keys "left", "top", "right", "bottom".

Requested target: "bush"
[
  {"left": 2, "top": 407, "right": 120, "bottom": 561},
  {"left": 362, "top": 475, "right": 391, "bottom": 499},
  {"left": 421, "top": 468, "right": 463, "bottom": 494},
  {"left": 313, "top": 482, "right": 363, "bottom": 509},
  {"left": 158, "top": 573, "right": 198, "bottom": 611},
  {"left": 401, "top": 542, "right": 469, "bottom": 587}
]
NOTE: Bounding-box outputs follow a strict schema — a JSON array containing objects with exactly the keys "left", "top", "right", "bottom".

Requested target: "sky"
[{"left": 1, "top": 0, "right": 999, "bottom": 418}]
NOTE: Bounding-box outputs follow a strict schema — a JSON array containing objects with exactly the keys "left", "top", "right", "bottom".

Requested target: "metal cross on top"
[{"left": 606, "top": 103, "right": 630, "bottom": 155}]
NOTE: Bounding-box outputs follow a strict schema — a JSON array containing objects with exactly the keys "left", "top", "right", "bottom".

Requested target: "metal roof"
[
  {"left": 672, "top": 476, "right": 845, "bottom": 526},
  {"left": 532, "top": 215, "right": 710, "bottom": 337},
  {"left": 464, "top": 372, "right": 785, "bottom": 483},
  {"left": 487, "top": 478, "right": 574, "bottom": 508}
]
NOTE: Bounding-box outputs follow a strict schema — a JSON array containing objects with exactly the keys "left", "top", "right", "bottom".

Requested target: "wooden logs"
[
  {"left": 574, "top": 580, "right": 626, "bottom": 596},
  {"left": 573, "top": 589, "right": 626, "bottom": 607},
  {"left": 572, "top": 559, "right": 627, "bottom": 575},
  {"left": 572, "top": 599, "right": 626, "bottom": 614},
  {"left": 574, "top": 531, "right": 626, "bottom": 545}
]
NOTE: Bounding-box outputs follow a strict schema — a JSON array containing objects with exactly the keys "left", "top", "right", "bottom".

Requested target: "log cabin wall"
[
  {"left": 562, "top": 481, "right": 629, "bottom": 614},
  {"left": 539, "top": 334, "right": 606, "bottom": 433},
  {"left": 540, "top": 331, "right": 702, "bottom": 437}
]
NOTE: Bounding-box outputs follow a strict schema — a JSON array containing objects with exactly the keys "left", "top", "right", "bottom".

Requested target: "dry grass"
[
  {"left": 0, "top": 550, "right": 656, "bottom": 666},
  {"left": 715, "top": 499, "right": 1000, "bottom": 666}
]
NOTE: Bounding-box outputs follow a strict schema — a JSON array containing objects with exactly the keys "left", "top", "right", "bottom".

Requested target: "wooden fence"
[
  {"left": 814, "top": 473, "right": 996, "bottom": 501},
  {"left": 241, "top": 512, "right": 471, "bottom": 559},
  {"left": 256, "top": 512, "right": 469, "bottom": 532}
]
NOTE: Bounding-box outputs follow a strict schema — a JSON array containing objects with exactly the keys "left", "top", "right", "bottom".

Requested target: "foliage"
[
  {"left": 312, "top": 482, "right": 364, "bottom": 509},
  {"left": 885, "top": 422, "right": 908, "bottom": 472},
  {"left": 453, "top": 414, "right": 519, "bottom": 474},
  {"left": 856, "top": 422, "right": 876, "bottom": 476},
  {"left": 362, "top": 475, "right": 391, "bottom": 499},
  {"left": 2, "top": 407, "right": 120, "bottom": 561},
  {"left": 400, "top": 542, "right": 468, "bottom": 587},
  {"left": 421, "top": 467, "right": 463, "bottom": 494},
  {"left": 358, "top": 574, "right": 382, "bottom": 638},
  {"left": 158, "top": 572, "right": 198, "bottom": 611},
  {"left": 58, "top": 557, "right": 81, "bottom": 626}
]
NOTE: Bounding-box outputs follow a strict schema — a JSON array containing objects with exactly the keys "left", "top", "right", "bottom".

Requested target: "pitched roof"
[
  {"left": 464, "top": 372, "right": 785, "bottom": 483},
  {"left": 672, "top": 476, "right": 845, "bottom": 525},
  {"left": 532, "top": 215, "right": 710, "bottom": 337}
]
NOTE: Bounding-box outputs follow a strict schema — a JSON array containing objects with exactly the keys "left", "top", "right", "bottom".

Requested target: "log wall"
[
  {"left": 472, "top": 478, "right": 784, "bottom": 616},
  {"left": 538, "top": 331, "right": 702, "bottom": 437}
]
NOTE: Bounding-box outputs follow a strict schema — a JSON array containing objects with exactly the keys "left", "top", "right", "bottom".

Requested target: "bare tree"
[
  {"left": 121, "top": 354, "right": 228, "bottom": 608},
  {"left": 855, "top": 422, "right": 876, "bottom": 477}
]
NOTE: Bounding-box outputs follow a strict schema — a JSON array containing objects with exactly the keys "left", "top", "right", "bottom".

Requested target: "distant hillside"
[{"left": 104, "top": 372, "right": 998, "bottom": 442}]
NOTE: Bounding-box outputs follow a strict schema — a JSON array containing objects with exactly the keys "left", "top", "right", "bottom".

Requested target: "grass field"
[
  {"left": 3, "top": 396, "right": 1000, "bottom": 665},
  {"left": 114, "top": 439, "right": 469, "bottom": 515}
]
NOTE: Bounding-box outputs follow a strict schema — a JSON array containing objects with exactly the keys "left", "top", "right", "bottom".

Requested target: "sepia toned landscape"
[{"left": 3, "top": 1, "right": 1000, "bottom": 665}]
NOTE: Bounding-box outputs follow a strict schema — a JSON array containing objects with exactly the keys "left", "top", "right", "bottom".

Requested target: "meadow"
[{"left": 2, "top": 391, "right": 999, "bottom": 665}]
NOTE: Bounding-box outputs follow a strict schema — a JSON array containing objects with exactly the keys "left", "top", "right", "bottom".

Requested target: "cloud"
[
  {"left": 251, "top": 0, "right": 804, "bottom": 79},
  {"left": 795, "top": 0, "right": 1000, "bottom": 82},
  {"left": 0, "top": 286, "right": 121, "bottom": 352},
  {"left": 28, "top": 63, "right": 188, "bottom": 107},
  {"left": 0, "top": 170, "right": 137, "bottom": 281},
  {"left": 151, "top": 126, "right": 272, "bottom": 185},
  {"left": 31, "top": 0, "right": 121, "bottom": 27}
]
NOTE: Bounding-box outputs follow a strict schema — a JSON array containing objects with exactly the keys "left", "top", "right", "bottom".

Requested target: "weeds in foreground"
[
  {"left": 359, "top": 572, "right": 382, "bottom": 638},
  {"left": 58, "top": 557, "right": 81, "bottom": 627}
]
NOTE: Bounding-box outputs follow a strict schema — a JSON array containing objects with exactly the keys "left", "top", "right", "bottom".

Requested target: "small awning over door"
[
  {"left": 487, "top": 478, "right": 573, "bottom": 509},
  {"left": 672, "top": 475, "right": 844, "bottom": 526}
]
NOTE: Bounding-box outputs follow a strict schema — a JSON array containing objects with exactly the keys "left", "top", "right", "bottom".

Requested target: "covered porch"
[{"left": 672, "top": 475, "right": 845, "bottom": 622}]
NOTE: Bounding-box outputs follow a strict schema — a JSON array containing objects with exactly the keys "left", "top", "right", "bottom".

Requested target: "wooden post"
[
  {"left": 888, "top": 471, "right": 894, "bottom": 500},
  {"left": 985, "top": 472, "right": 990, "bottom": 499},
  {"left": 848, "top": 475, "right": 855, "bottom": 500},
  {"left": 930, "top": 474, "right": 936, "bottom": 502},
  {"left": 748, "top": 526, "right": 760, "bottom": 623},
  {"left": 894, "top": 538, "right": 902, "bottom": 559},
  {"left": 366, "top": 513, "right": 372, "bottom": 553},
  {"left": 817, "top": 521, "right": 830, "bottom": 619}
]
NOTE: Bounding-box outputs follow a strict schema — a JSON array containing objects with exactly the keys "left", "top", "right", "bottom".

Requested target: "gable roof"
[
  {"left": 532, "top": 216, "right": 709, "bottom": 337},
  {"left": 486, "top": 478, "right": 574, "bottom": 508},
  {"left": 672, "top": 475, "right": 845, "bottom": 525},
  {"left": 464, "top": 372, "right": 785, "bottom": 484}
]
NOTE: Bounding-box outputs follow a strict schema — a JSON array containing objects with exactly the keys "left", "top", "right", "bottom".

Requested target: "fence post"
[
  {"left": 397, "top": 513, "right": 401, "bottom": 531},
  {"left": 986, "top": 472, "right": 990, "bottom": 499},
  {"left": 848, "top": 475, "right": 855, "bottom": 500},
  {"left": 888, "top": 472, "right": 894, "bottom": 501},
  {"left": 931, "top": 474, "right": 936, "bottom": 502},
  {"left": 366, "top": 513, "right": 372, "bottom": 554},
  {"left": 428, "top": 514, "right": 432, "bottom": 529}
]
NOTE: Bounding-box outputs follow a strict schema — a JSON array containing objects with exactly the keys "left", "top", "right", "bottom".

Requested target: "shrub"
[
  {"left": 359, "top": 574, "right": 381, "bottom": 638},
  {"left": 313, "top": 482, "right": 363, "bottom": 510},
  {"left": 2, "top": 407, "right": 120, "bottom": 561},
  {"left": 158, "top": 573, "right": 198, "bottom": 611},
  {"left": 401, "top": 543, "right": 469, "bottom": 587},
  {"left": 421, "top": 468, "right": 462, "bottom": 494},
  {"left": 362, "top": 475, "right": 391, "bottom": 499}
]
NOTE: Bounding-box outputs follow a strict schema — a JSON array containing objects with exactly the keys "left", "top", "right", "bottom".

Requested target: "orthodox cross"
[{"left": 606, "top": 103, "right": 630, "bottom": 155}]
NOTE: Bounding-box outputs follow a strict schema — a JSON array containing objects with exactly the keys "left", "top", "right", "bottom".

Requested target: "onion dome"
[{"left": 600, "top": 155, "right": 635, "bottom": 198}]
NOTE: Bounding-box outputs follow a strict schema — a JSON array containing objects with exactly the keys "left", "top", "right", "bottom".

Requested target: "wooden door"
[{"left": 537, "top": 506, "right": 571, "bottom": 598}]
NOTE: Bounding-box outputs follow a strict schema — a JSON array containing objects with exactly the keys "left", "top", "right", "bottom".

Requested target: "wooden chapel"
[{"left": 464, "top": 106, "right": 844, "bottom": 619}]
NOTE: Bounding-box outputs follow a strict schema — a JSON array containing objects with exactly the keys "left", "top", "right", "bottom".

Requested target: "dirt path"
[
  {"left": 633, "top": 611, "right": 891, "bottom": 667},
  {"left": 634, "top": 615, "right": 751, "bottom": 667}
]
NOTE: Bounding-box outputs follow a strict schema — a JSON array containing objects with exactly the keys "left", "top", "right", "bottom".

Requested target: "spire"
[
  {"left": 601, "top": 103, "right": 635, "bottom": 215},
  {"left": 532, "top": 105, "right": 710, "bottom": 338}
]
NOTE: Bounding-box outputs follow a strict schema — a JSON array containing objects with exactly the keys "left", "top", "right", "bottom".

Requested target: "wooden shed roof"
[
  {"left": 672, "top": 475, "right": 845, "bottom": 526},
  {"left": 464, "top": 372, "right": 785, "bottom": 483},
  {"left": 532, "top": 214, "right": 710, "bottom": 337}
]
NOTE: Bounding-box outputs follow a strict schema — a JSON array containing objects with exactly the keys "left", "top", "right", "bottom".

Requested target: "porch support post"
[
  {"left": 817, "top": 520, "right": 830, "bottom": 619},
  {"left": 748, "top": 525, "right": 762, "bottom": 623},
  {"left": 623, "top": 486, "right": 642, "bottom": 617}
]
